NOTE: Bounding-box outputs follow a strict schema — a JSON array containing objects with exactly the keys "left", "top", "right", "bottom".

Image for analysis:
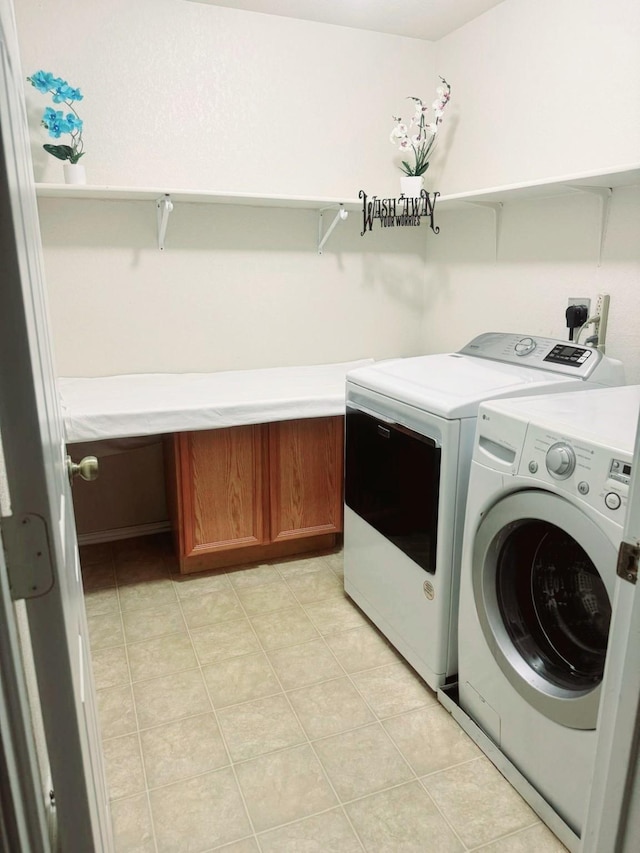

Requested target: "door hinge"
[
  {"left": 616, "top": 540, "right": 639, "bottom": 585},
  {"left": 0, "top": 513, "right": 55, "bottom": 600}
]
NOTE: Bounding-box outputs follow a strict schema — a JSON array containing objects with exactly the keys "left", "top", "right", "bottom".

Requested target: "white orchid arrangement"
[{"left": 390, "top": 77, "right": 451, "bottom": 177}]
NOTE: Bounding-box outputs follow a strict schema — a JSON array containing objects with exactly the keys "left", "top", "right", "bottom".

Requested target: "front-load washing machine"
[
  {"left": 456, "top": 384, "right": 640, "bottom": 848},
  {"left": 344, "top": 332, "right": 624, "bottom": 691}
]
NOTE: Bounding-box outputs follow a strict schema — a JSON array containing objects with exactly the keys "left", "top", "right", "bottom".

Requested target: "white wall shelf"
[
  {"left": 436, "top": 164, "right": 640, "bottom": 209},
  {"left": 34, "top": 184, "right": 360, "bottom": 252},
  {"left": 34, "top": 163, "right": 640, "bottom": 253},
  {"left": 34, "top": 182, "right": 363, "bottom": 209},
  {"left": 436, "top": 163, "right": 640, "bottom": 265}
]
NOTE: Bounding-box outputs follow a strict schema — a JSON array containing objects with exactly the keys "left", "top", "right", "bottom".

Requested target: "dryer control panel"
[
  {"left": 458, "top": 332, "right": 624, "bottom": 383},
  {"left": 543, "top": 343, "right": 592, "bottom": 367}
]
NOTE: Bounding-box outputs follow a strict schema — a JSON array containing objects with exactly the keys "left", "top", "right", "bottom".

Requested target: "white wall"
[
  {"left": 18, "top": 0, "right": 435, "bottom": 199},
  {"left": 435, "top": 0, "right": 640, "bottom": 195},
  {"left": 423, "top": 188, "right": 640, "bottom": 379},
  {"left": 36, "top": 199, "right": 430, "bottom": 376},
  {"left": 423, "top": 0, "right": 640, "bottom": 382},
  {"left": 16, "top": 0, "right": 435, "bottom": 376},
  {"left": 15, "top": 0, "right": 640, "bottom": 380}
]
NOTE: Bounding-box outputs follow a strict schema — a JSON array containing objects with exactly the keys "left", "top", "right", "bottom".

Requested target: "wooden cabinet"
[{"left": 167, "top": 417, "right": 343, "bottom": 573}]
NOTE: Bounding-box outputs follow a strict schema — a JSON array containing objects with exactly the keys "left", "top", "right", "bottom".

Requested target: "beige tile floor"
[{"left": 80, "top": 533, "right": 568, "bottom": 853}]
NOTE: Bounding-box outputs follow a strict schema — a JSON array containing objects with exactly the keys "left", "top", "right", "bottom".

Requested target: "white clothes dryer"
[
  {"left": 456, "top": 384, "right": 640, "bottom": 847},
  {"left": 344, "top": 332, "right": 624, "bottom": 691}
]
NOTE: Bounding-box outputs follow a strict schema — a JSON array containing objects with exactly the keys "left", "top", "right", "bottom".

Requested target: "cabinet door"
[
  {"left": 177, "top": 425, "right": 267, "bottom": 555},
  {"left": 268, "top": 416, "right": 343, "bottom": 542}
]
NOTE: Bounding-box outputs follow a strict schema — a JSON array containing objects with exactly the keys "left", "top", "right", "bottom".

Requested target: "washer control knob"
[
  {"left": 545, "top": 442, "right": 576, "bottom": 479},
  {"left": 605, "top": 492, "right": 622, "bottom": 510},
  {"left": 528, "top": 461, "right": 538, "bottom": 474},
  {"left": 515, "top": 337, "right": 536, "bottom": 356},
  {"left": 578, "top": 481, "right": 590, "bottom": 495}
]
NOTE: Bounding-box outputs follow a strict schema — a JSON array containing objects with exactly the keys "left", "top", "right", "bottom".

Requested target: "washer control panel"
[{"left": 519, "top": 428, "right": 632, "bottom": 517}]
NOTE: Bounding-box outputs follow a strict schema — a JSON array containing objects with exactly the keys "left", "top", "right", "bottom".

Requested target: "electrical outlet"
[{"left": 594, "top": 293, "right": 610, "bottom": 353}]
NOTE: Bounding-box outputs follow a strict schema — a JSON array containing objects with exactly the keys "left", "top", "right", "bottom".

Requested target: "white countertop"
[{"left": 59, "top": 359, "right": 373, "bottom": 443}]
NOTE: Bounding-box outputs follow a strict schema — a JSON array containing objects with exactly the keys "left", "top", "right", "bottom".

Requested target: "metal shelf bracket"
[
  {"left": 462, "top": 201, "right": 504, "bottom": 259},
  {"left": 564, "top": 184, "right": 613, "bottom": 266},
  {"left": 156, "top": 194, "right": 174, "bottom": 251},
  {"left": 318, "top": 204, "right": 348, "bottom": 255}
]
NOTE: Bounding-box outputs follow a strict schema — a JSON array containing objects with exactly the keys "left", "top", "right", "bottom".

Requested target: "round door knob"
[
  {"left": 545, "top": 442, "right": 576, "bottom": 479},
  {"left": 66, "top": 455, "right": 99, "bottom": 483}
]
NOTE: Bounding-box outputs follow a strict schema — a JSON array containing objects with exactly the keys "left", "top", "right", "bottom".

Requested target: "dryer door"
[{"left": 472, "top": 490, "right": 615, "bottom": 730}]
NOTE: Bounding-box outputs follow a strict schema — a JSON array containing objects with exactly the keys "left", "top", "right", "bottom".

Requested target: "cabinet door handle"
[{"left": 377, "top": 425, "right": 391, "bottom": 439}]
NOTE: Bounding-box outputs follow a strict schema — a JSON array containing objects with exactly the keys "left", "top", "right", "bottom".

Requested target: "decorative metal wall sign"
[{"left": 359, "top": 190, "right": 440, "bottom": 236}]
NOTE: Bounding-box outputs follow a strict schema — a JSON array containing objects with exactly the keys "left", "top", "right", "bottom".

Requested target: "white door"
[
  {"left": 0, "top": 3, "right": 112, "bottom": 851},
  {"left": 0, "top": 526, "right": 51, "bottom": 851}
]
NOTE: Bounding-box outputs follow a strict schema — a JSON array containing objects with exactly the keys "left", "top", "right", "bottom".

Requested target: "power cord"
[
  {"left": 565, "top": 305, "right": 589, "bottom": 341},
  {"left": 575, "top": 314, "right": 601, "bottom": 347}
]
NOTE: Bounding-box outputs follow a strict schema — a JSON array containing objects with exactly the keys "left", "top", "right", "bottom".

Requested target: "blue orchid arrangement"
[{"left": 27, "top": 70, "right": 85, "bottom": 164}]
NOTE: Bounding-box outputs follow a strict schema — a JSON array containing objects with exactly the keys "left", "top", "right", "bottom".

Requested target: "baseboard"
[{"left": 77, "top": 521, "right": 171, "bottom": 546}]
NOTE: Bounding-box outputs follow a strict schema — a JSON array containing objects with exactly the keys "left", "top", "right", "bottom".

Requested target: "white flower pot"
[
  {"left": 400, "top": 175, "right": 424, "bottom": 197},
  {"left": 63, "top": 162, "right": 86, "bottom": 185}
]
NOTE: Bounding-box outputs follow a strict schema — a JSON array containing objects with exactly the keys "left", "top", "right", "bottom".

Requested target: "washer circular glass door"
[{"left": 472, "top": 490, "right": 616, "bottom": 729}]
